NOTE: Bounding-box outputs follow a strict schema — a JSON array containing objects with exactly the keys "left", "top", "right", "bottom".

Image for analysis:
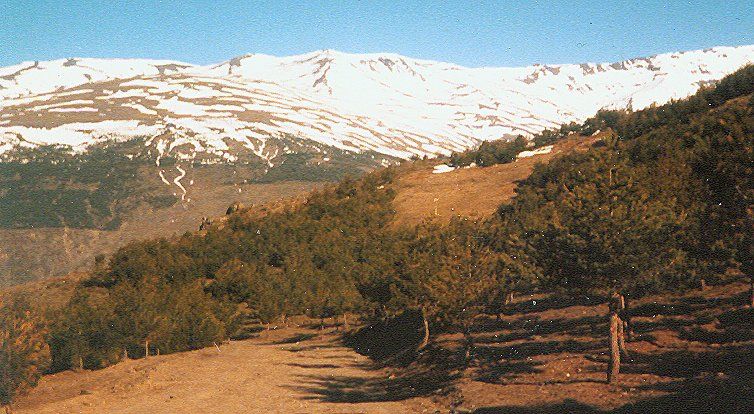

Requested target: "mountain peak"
[{"left": 1, "top": 44, "right": 753, "bottom": 162}]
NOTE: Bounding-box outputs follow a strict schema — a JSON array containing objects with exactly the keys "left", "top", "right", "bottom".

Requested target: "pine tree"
[
  {"left": 111, "top": 277, "right": 166, "bottom": 358},
  {"left": 518, "top": 147, "right": 698, "bottom": 382},
  {"left": 0, "top": 298, "right": 50, "bottom": 413},
  {"left": 692, "top": 106, "right": 754, "bottom": 305},
  {"left": 48, "top": 290, "right": 120, "bottom": 372},
  {"left": 155, "top": 283, "right": 227, "bottom": 353}
]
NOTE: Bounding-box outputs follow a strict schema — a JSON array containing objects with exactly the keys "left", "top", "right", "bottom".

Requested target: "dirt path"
[{"left": 14, "top": 329, "right": 438, "bottom": 414}]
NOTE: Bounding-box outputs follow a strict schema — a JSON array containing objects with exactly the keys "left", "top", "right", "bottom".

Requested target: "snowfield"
[{"left": 1, "top": 45, "right": 754, "bottom": 162}]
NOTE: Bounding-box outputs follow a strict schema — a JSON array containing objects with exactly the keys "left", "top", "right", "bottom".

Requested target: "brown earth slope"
[{"left": 391, "top": 135, "right": 599, "bottom": 227}]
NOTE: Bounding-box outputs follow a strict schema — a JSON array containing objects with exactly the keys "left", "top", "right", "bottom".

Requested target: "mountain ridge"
[{"left": 2, "top": 45, "right": 754, "bottom": 162}]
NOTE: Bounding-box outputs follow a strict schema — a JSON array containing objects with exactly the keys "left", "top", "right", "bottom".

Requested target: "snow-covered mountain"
[{"left": 2, "top": 45, "right": 754, "bottom": 160}]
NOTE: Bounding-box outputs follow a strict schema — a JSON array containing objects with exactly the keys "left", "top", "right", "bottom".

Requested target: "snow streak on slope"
[{"left": 1, "top": 45, "right": 753, "bottom": 161}]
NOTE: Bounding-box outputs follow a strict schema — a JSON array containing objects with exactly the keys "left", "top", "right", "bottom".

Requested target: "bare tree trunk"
[
  {"left": 418, "top": 308, "right": 430, "bottom": 350},
  {"left": 617, "top": 313, "right": 627, "bottom": 357},
  {"left": 607, "top": 294, "right": 621, "bottom": 384},
  {"left": 700, "top": 278, "right": 707, "bottom": 291},
  {"left": 623, "top": 295, "right": 633, "bottom": 341},
  {"left": 617, "top": 295, "right": 628, "bottom": 356},
  {"left": 343, "top": 313, "right": 349, "bottom": 331},
  {"left": 145, "top": 340, "right": 149, "bottom": 359},
  {"left": 507, "top": 292, "right": 514, "bottom": 304},
  {"left": 122, "top": 348, "right": 129, "bottom": 361},
  {"left": 78, "top": 356, "right": 84, "bottom": 371},
  {"left": 463, "top": 327, "right": 474, "bottom": 363}
]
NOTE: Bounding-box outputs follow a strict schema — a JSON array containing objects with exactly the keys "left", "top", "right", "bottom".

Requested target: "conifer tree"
[
  {"left": 692, "top": 105, "right": 754, "bottom": 305},
  {"left": 48, "top": 290, "right": 120, "bottom": 372},
  {"left": 518, "top": 147, "right": 698, "bottom": 382},
  {"left": 0, "top": 298, "right": 50, "bottom": 413},
  {"left": 111, "top": 277, "right": 166, "bottom": 358}
]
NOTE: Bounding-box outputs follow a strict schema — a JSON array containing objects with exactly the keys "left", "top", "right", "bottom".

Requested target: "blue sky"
[{"left": 2, "top": 0, "right": 753, "bottom": 68}]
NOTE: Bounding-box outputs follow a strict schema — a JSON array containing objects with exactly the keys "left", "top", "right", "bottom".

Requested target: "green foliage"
[
  {"left": 515, "top": 148, "right": 694, "bottom": 297},
  {"left": 534, "top": 122, "right": 582, "bottom": 146},
  {"left": 47, "top": 289, "right": 120, "bottom": 371},
  {"left": 449, "top": 136, "right": 528, "bottom": 167},
  {"left": 587, "top": 65, "right": 754, "bottom": 141},
  {"left": 691, "top": 99, "right": 754, "bottom": 280},
  {"left": 153, "top": 283, "right": 228, "bottom": 353},
  {"left": 413, "top": 218, "right": 500, "bottom": 330},
  {"left": 0, "top": 298, "right": 50, "bottom": 407},
  {"left": 0, "top": 141, "right": 176, "bottom": 229}
]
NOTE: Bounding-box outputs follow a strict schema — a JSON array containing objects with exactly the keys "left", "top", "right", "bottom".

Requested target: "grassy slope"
[{"left": 391, "top": 134, "right": 600, "bottom": 227}]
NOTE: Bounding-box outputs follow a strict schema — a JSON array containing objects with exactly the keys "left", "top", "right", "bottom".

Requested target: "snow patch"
[
  {"left": 432, "top": 164, "right": 456, "bottom": 174},
  {"left": 517, "top": 145, "right": 554, "bottom": 159},
  {"left": 173, "top": 165, "right": 187, "bottom": 201}
]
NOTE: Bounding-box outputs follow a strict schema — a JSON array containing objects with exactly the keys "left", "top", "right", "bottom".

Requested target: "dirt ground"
[
  {"left": 11, "top": 283, "right": 753, "bottom": 413},
  {"left": 13, "top": 328, "right": 439, "bottom": 414}
]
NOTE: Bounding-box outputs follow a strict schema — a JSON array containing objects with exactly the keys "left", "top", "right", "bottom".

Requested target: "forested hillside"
[
  {"left": 0, "top": 134, "right": 388, "bottom": 287},
  {"left": 2, "top": 65, "right": 752, "bottom": 412}
]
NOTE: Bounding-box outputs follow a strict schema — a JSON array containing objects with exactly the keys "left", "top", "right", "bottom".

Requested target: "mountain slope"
[
  {"left": 2, "top": 46, "right": 754, "bottom": 160},
  {"left": 1, "top": 45, "right": 753, "bottom": 286}
]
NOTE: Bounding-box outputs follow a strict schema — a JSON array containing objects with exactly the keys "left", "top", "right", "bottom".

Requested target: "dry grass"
[{"left": 391, "top": 134, "right": 600, "bottom": 227}]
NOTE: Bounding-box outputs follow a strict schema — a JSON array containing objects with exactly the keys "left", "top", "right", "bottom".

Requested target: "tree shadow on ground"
[
  {"left": 286, "top": 362, "right": 341, "bottom": 369},
  {"left": 472, "top": 339, "right": 604, "bottom": 385},
  {"left": 472, "top": 350, "right": 754, "bottom": 414},
  {"left": 343, "top": 309, "right": 427, "bottom": 361},
  {"left": 230, "top": 324, "right": 265, "bottom": 340},
  {"left": 611, "top": 374, "right": 754, "bottom": 414},
  {"left": 631, "top": 288, "right": 748, "bottom": 319},
  {"left": 678, "top": 307, "right": 754, "bottom": 343},
  {"left": 267, "top": 332, "right": 318, "bottom": 345},
  {"left": 475, "top": 339, "right": 604, "bottom": 362},
  {"left": 473, "top": 359, "right": 545, "bottom": 383},
  {"left": 284, "top": 358, "right": 459, "bottom": 403},
  {"left": 472, "top": 383, "right": 754, "bottom": 414},
  {"left": 476, "top": 314, "right": 605, "bottom": 341},
  {"left": 473, "top": 399, "right": 603, "bottom": 413},
  {"left": 623, "top": 344, "right": 754, "bottom": 379}
]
